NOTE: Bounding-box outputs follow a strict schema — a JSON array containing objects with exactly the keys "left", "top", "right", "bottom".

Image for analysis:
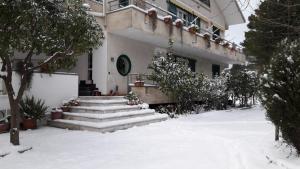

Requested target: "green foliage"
[
  {"left": 243, "top": 0, "right": 300, "bottom": 68},
  {"left": 148, "top": 39, "right": 206, "bottom": 114},
  {"left": 125, "top": 91, "right": 142, "bottom": 105},
  {"left": 203, "top": 75, "right": 229, "bottom": 110},
  {"left": 19, "top": 96, "right": 48, "bottom": 120},
  {"left": 156, "top": 105, "right": 177, "bottom": 118},
  {"left": 225, "top": 65, "right": 259, "bottom": 107},
  {"left": 260, "top": 39, "right": 300, "bottom": 154},
  {"left": 0, "top": 0, "right": 104, "bottom": 71}
]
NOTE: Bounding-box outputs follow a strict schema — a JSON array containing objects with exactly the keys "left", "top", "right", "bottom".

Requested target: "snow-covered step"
[
  {"left": 78, "top": 99, "right": 128, "bottom": 106},
  {"left": 63, "top": 109, "right": 156, "bottom": 122},
  {"left": 79, "top": 96, "right": 125, "bottom": 100},
  {"left": 49, "top": 114, "right": 168, "bottom": 133},
  {"left": 71, "top": 105, "right": 140, "bottom": 114}
]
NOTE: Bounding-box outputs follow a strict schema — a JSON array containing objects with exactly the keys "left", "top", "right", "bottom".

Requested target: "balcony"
[{"left": 106, "top": 0, "right": 245, "bottom": 64}]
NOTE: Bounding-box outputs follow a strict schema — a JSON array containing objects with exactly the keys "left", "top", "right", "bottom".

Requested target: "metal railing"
[
  {"left": 127, "top": 73, "right": 157, "bottom": 86},
  {"left": 107, "top": 0, "right": 244, "bottom": 52}
]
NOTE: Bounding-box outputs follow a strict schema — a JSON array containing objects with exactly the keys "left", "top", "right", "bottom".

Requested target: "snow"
[{"left": 1, "top": 106, "right": 300, "bottom": 169}]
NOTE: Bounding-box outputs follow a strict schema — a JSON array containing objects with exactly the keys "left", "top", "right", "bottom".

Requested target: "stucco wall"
[
  {"left": 106, "top": 34, "right": 228, "bottom": 95},
  {"left": 106, "top": 33, "right": 156, "bottom": 95},
  {"left": 11, "top": 72, "right": 79, "bottom": 109}
]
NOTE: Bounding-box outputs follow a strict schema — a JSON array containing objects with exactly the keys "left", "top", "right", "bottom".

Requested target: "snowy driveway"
[{"left": 1, "top": 106, "right": 299, "bottom": 169}]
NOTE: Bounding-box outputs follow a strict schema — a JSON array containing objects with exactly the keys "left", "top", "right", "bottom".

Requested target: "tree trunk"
[
  {"left": 275, "top": 126, "right": 279, "bottom": 141},
  {"left": 10, "top": 102, "right": 20, "bottom": 145}
]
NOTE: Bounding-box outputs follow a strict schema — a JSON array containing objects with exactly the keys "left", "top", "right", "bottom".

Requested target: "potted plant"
[
  {"left": 163, "top": 15, "right": 173, "bottom": 25},
  {"left": 175, "top": 19, "right": 183, "bottom": 28},
  {"left": 147, "top": 8, "right": 157, "bottom": 18},
  {"left": 61, "top": 102, "right": 71, "bottom": 112},
  {"left": 215, "top": 37, "right": 223, "bottom": 44},
  {"left": 134, "top": 74, "right": 145, "bottom": 87},
  {"left": 222, "top": 42, "right": 230, "bottom": 48},
  {"left": 203, "top": 33, "right": 211, "bottom": 41},
  {"left": 51, "top": 108, "right": 63, "bottom": 120},
  {"left": 20, "top": 96, "right": 48, "bottom": 130},
  {"left": 69, "top": 99, "right": 80, "bottom": 106},
  {"left": 0, "top": 111, "right": 10, "bottom": 133},
  {"left": 124, "top": 91, "right": 141, "bottom": 105},
  {"left": 188, "top": 24, "right": 199, "bottom": 34}
]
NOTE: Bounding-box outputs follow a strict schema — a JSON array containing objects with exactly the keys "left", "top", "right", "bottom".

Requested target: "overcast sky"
[{"left": 227, "top": 0, "right": 261, "bottom": 45}]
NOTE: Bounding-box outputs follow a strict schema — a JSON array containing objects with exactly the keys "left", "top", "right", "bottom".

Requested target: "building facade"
[
  {"left": 71, "top": 0, "right": 245, "bottom": 97},
  {"left": 0, "top": 0, "right": 246, "bottom": 109}
]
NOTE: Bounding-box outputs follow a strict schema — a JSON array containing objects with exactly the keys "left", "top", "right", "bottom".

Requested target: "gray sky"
[{"left": 227, "top": 0, "right": 261, "bottom": 45}]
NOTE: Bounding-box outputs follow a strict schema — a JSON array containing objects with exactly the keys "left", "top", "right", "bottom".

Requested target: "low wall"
[
  {"left": 0, "top": 72, "right": 79, "bottom": 111},
  {"left": 131, "top": 85, "right": 173, "bottom": 104},
  {"left": 0, "top": 95, "right": 10, "bottom": 111},
  {"left": 21, "top": 72, "right": 79, "bottom": 108}
]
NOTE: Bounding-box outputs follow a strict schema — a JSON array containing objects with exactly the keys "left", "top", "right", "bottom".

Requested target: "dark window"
[
  {"left": 212, "top": 64, "right": 220, "bottom": 78},
  {"left": 116, "top": 55, "right": 131, "bottom": 76},
  {"left": 174, "top": 55, "right": 196, "bottom": 72},
  {"left": 119, "top": 0, "right": 129, "bottom": 7},
  {"left": 168, "top": 2, "right": 201, "bottom": 32},
  {"left": 212, "top": 26, "right": 220, "bottom": 40},
  {"left": 200, "top": 0, "right": 210, "bottom": 7}
]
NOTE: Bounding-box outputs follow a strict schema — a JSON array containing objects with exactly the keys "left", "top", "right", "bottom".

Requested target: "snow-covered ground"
[{"left": 1, "top": 106, "right": 299, "bottom": 169}]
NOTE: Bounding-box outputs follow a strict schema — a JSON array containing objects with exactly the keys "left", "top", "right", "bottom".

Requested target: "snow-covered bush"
[
  {"left": 203, "top": 75, "right": 229, "bottom": 110},
  {"left": 260, "top": 39, "right": 300, "bottom": 154},
  {"left": 125, "top": 91, "right": 142, "bottom": 105},
  {"left": 148, "top": 39, "right": 206, "bottom": 114},
  {"left": 156, "top": 105, "right": 177, "bottom": 118}
]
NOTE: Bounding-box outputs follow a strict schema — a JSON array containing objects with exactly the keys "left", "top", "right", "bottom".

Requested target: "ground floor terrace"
[
  {"left": 1, "top": 106, "right": 299, "bottom": 169},
  {"left": 70, "top": 32, "right": 240, "bottom": 100}
]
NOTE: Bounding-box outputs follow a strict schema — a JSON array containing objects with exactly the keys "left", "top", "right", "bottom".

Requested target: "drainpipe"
[{"left": 103, "top": 0, "right": 107, "bottom": 27}]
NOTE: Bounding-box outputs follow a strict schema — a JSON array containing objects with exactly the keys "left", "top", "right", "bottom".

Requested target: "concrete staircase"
[{"left": 48, "top": 96, "right": 168, "bottom": 133}]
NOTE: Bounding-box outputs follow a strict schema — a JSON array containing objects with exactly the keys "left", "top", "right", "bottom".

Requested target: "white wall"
[
  {"left": 107, "top": 33, "right": 156, "bottom": 95},
  {"left": 93, "top": 31, "right": 108, "bottom": 95},
  {"left": 0, "top": 95, "right": 9, "bottom": 110},
  {"left": 11, "top": 72, "right": 79, "bottom": 109},
  {"left": 70, "top": 54, "right": 89, "bottom": 81},
  {"left": 106, "top": 34, "right": 228, "bottom": 94}
]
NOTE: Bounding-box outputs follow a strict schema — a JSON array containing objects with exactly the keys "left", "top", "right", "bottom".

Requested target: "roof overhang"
[{"left": 215, "top": 0, "right": 246, "bottom": 26}]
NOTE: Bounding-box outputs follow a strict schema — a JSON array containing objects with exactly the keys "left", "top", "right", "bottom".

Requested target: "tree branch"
[{"left": 28, "top": 49, "right": 74, "bottom": 72}]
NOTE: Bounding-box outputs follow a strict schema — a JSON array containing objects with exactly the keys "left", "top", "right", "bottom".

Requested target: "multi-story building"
[
  {"left": 71, "top": 0, "right": 245, "bottom": 103},
  {"left": 0, "top": 0, "right": 246, "bottom": 108}
]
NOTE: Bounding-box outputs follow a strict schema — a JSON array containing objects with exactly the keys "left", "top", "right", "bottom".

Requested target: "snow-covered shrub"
[
  {"left": 203, "top": 75, "right": 229, "bottom": 110},
  {"left": 156, "top": 105, "right": 177, "bottom": 118},
  {"left": 260, "top": 39, "right": 300, "bottom": 154},
  {"left": 148, "top": 39, "right": 206, "bottom": 114}
]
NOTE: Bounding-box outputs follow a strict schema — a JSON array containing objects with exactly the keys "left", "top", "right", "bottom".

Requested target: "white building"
[{"left": 0, "top": 0, "right": 245, "bottom": 109}]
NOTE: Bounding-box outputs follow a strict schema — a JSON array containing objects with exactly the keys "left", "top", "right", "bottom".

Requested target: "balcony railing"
[{"left": 107, "top": 0, "right": 243, "bottom": 53}]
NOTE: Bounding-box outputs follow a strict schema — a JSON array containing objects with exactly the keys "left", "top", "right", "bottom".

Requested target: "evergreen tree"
[
  {"left": 226, "top": 65, "right": 259, "bottom": 107},
  {"left": 260, "top": 39, "right": 300, "bottom": 154},
  {"left": 0, "top": 0, "right": 104, "bottom": 145},
  {"left": 243, "top": 0, "right": 300, "bottom": 69}
]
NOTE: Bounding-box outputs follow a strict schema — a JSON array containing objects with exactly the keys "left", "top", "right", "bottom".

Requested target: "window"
[
  {"left": 212, "top": 64, "right": 220, "bottom": 78},
  {"left": 116, "top": 55, "right": 131, "bottom": 76},
  {"left": 212, "top": 26, "right": 220, "bottom": 40},
  {"left": 174, "top": 55, "right": 196, "bottom": 72},
  {"left": 119, "top": 0, "right": 129, "bottom": 7},
  {"left": 177, "top": 9, "right": 189, "bottom": 26},
  {"left": 168, "top": 2, "right": 201, "bottom": 31},
  {"left": 199, "top": 0, "right": 210, "bottom": 7}
]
